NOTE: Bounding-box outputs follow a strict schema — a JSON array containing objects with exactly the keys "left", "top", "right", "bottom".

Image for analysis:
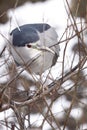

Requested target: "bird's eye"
[{"left": 27, "top": 44, "right": 32, "bottom": 48}]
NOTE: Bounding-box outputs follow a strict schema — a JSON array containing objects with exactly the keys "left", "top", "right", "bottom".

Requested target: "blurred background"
[{"left": 0, "top": 0, "right": 87, "bottom": 130}]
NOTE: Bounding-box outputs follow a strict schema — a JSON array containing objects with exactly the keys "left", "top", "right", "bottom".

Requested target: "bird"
[{"left": 10, "top": 23, "right": 60, "bottom": 75}]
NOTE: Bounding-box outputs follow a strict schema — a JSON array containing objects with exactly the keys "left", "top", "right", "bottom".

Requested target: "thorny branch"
[
  {"left": 0, "top": 1, "right": 87, "bottom": 129},
  {"left": 0, "top": 55, "right": 86, "bottom": 112}
]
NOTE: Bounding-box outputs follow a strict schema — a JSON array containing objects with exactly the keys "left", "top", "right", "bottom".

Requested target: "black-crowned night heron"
[{"left": 10, "top": 23, "right": 60, "bottom": 74}]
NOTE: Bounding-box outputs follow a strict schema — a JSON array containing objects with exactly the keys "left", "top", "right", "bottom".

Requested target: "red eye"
[{"left": 27, "top": 44, "right": 31, "bottom": 48}]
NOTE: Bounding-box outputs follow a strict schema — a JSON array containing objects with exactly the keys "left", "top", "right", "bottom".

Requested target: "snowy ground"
[{"left": 0, "top": 0, "right": 87, "bottom": 129}]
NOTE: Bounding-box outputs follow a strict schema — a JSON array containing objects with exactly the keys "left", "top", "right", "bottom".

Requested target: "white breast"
[{"left": 10, "top": 27, "right": 59, "bottom": 74}]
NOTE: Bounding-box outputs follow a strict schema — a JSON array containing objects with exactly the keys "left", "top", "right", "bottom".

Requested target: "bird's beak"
[
  {"left": 28, "top": 44, "right": 55, "bottom": 54},
  {"left": 39, "top": 46, "right": 55, "bottom": 54}
]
